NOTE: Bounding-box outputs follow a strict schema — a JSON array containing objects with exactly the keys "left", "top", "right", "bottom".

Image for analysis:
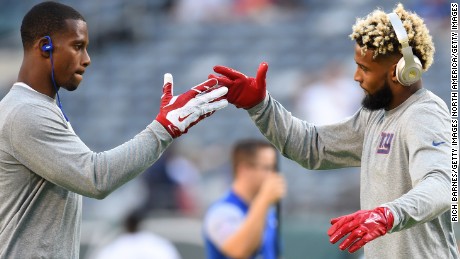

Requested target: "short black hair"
[
  {"left": 21, "top": 1, "right": 85, "bottom": 49},
  {"left": 232, "top": 139, "right": 277, "bottom": 174}
]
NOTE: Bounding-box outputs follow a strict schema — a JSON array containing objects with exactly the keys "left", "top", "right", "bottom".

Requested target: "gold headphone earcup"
[{"left": 396, "top": 56, "right": 422, "bottom": 86}]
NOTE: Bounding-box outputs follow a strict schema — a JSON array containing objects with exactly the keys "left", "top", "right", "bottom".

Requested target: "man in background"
[{"left": 203, "top": 139, "right": 286, "bottom": 259}]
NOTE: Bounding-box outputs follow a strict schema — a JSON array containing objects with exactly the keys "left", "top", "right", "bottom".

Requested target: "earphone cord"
[{"left": 50, "top": 51, "right": 69, "bottom": 122}]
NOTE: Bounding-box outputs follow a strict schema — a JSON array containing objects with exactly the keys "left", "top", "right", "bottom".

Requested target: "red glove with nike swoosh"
[
  {"left": 155, "top": 73, "right": 228, "bottom": 138},
  {"left": 327, "top": 207, "right": 394, "bottom": 253},
  {"left": 209, "top": 62, "right": 268, "bottom": 109}
]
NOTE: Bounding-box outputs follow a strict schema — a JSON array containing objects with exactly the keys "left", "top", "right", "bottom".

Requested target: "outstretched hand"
[
  {"left": 209, "top": 62, "right": 268, "bottom": 109},
  {"left": 155, "top": 73, "right": 228, "bottom": 138}
]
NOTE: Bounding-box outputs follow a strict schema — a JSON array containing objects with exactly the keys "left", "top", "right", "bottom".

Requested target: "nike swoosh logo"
[
  {"left": 178, "top": 113, "right": 192, "bottom": 122},
  {"left": 432, "top": 141, "right": 446, "bottom": 146}
]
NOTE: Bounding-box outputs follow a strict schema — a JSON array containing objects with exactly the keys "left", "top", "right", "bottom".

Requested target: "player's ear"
[
  {"left": 390, "top": 63, "right": 398, "bottom": 84},
  {"left": 37, "top": 38, "right": 51, "bottom": 58}
]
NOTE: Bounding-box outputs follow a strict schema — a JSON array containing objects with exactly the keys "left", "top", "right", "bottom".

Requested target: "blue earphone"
[
  {"left": 42, "top": 35, "right": 53, "bottom": 51},
  {"left": 42, "top": 36, "right": 69, "bottom": 122}
]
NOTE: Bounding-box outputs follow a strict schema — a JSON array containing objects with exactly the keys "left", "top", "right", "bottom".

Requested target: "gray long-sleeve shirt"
[
  {"left": 248, "top": 88, "right": 459, "bottom": 258},
  {"left": 0, "top": 83, "right": 173, "bottom": 258}
]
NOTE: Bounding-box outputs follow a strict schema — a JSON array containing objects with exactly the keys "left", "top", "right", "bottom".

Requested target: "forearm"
[
  {"left": 248, "top": 93, "right": 363, "bottom": 170},
  {"left": 221, "top": 195, "right": 271, "bottom": 258},
  {"left": 13, "top": 119, "right": 173, "bottom": 199},
  {"left": 75, "top": 121, "right": 173, "bottom": 198},
  {"left": 383, "top": 172, "right": 450, "bottom": 232},
  {"left": 248, "top": 93, "right": 320, "bottom": 169}
]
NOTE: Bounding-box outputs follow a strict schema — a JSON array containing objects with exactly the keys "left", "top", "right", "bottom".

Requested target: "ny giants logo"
[{"left": 377, "top": 132, "right": 394, "bottom": 154}]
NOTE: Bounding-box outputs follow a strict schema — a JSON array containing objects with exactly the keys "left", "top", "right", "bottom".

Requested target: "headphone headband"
[
  {"left": 388, "top": 13, "right": 409, "bottom": 47},
  {"left": 388, "top": 13, "right": 415, "bottom": 68}
]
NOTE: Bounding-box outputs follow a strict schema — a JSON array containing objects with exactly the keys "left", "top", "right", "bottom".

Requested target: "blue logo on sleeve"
[{"left": 432, "top": 141, "right": 446, "bottom": 146}]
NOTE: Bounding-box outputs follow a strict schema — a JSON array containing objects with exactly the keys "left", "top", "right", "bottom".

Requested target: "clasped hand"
[{"left": 209, "top": 62, "right": 268, "bottom": 109}]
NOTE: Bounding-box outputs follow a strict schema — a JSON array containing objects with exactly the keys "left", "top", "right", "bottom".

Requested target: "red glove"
[
  {"left": 155, "top": 73, "right": 228, "bottom": 138},
  {"left": 327, "top": 207, "right": 394, "bottom": 253},
  {"left": 209, "top": 62, "right": 268, "bottom": 109}
]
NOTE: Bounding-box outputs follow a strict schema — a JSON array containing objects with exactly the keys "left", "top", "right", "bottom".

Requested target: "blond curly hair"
[{"left": 350, "top": 3, "right": 435, "bottom": 71}]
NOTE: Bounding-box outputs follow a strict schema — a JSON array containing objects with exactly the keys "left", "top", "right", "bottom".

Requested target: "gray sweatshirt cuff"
[{"left": 150, "top": 120, "right": 174, "bottom": 143}]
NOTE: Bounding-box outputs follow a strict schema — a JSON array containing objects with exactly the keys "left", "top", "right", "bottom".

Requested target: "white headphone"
[{"left": 387, "top": 12, "right": 423, "bottom": 86}]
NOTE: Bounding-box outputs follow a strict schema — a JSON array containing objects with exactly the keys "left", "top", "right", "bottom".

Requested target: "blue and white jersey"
[{"left": 203, "top": 190, "right": 278, "bottom": 259}]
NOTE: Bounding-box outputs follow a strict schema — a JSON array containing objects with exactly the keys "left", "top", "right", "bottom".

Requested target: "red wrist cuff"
[
  {"left": 155, "top": 117, "right": 181, "bottom": 138},
  {"left": 377, "top": 207, "right": 394, "bottom": 231}
]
